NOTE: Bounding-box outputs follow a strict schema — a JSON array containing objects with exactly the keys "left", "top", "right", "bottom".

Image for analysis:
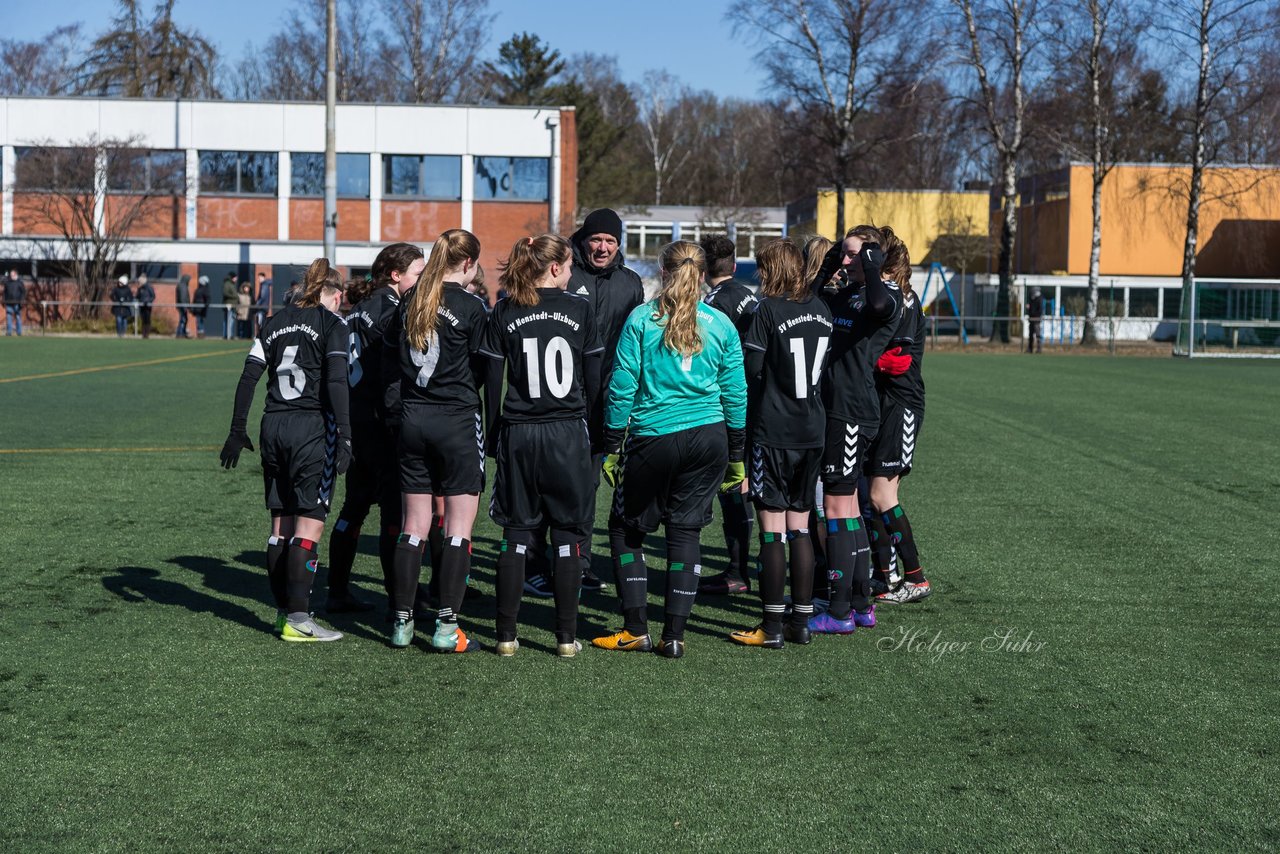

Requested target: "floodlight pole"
[{"left": 323, "top": 0, "right": 338, "bottom": 263}]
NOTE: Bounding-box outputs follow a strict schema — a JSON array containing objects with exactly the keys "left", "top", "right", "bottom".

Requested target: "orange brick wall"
[
  {"left": 381, "top": 201, "right": 462, "bottom": 243},
  {"left": 198, "top": 197, "right": 278, "bottom": 239},
  {"left": 289, "top": 199, "right": 371, "bottom": 241},
  {"left": 108, "top": 195, "right": 187, "bottom": 239},
  {"left": 472, "top": 201, "right": 552, "bottom": 275},
  {"left": 559, "top": 108, "right": 578, "bottom": 232},
  {"left": 11, "top": 194, "right": 81, "bottom": 236}
]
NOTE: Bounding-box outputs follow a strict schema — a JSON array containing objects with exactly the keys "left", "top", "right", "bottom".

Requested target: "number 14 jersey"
[
  {"left": 481, "top": 288, "right": 604, "bottom": 423},
  {"left": 742, "top": 294, "right": 834, "bottom": 449}
]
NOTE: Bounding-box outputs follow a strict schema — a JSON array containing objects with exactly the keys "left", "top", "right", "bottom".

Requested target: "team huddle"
[{"left": 219, "top": 208, "right": 931, "bottom": 659}]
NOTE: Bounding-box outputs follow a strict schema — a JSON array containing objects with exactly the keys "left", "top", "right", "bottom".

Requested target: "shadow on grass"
[{"left": 101, "top": 554, "right": 273, "bottom": 635}]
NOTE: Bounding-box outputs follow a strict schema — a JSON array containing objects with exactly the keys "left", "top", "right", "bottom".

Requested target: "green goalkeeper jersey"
[{"left": 605, "top": 299, "right": 747, "bottom": 437}]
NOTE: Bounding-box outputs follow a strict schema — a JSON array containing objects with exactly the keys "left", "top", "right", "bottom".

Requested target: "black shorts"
[
  {"left": 821, "top": 418, "right": 875, "bottom": 495},
  {"left": 398, "top": 406, "right": 485, "bottom": 496},
  {"left": 260, "top": 409, "right": 336, "bottom": 520},
  {"left": 749, "top": 444, "right": 822, "bottom": 512},
  {"left": 867, "top": 403, "right": 922, "bottom": 479},
  {"left": 612, "top": 423, "right": 728, "bottom": 533},
  {"left": 341, "top": 419, "right": 399, "bottom": 516},
  {"left": 490, "top": 419, "right": 594, "bottom": 536}
]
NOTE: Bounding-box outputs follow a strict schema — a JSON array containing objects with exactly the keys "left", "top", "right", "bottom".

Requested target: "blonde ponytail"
[
  {"left": 655, "top": 241, "right": 705, "bottom": 357},
  {"left": 405, "top": 229, "right": 480, "bottom": 351}
]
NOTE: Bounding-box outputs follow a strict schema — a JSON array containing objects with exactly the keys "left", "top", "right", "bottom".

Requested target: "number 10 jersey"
[{"left": 481, "top": 288, "right": 603, "bottom": 423}]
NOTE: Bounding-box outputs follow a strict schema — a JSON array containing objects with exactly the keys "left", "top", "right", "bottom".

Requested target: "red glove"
[{"left": 877, "top": 346, "right": 911, "bottom": 376}]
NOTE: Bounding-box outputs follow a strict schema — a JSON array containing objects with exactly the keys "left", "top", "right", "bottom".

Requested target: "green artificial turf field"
[{"left": 0, "top": 337, "right": 1276, "bottom": 851}]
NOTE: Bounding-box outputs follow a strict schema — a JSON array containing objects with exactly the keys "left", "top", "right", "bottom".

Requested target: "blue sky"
[{"left": 1, "top": 0, "right": 771, "bottom": 99}]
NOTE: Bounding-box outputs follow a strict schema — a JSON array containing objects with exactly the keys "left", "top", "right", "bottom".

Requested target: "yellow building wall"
[
  {"left": 1064, "top": 164, "right": 1280, "bottom": 277},
  {"left": 806, "top": 189, "right": 990, "bottom": 269}
]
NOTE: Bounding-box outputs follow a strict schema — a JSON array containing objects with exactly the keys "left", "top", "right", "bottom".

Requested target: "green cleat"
[
  {"left": 432, "top": 620, "right": 480, "bottom": 653},
  {"left": 390, "top": 617, "right": 415, "bottom": 648},
  {"left": 273, "top": 610, "right": 287, "bottom": 635},
  {"left": 280, "top": 615, "right": 343, "bottom": 643}
]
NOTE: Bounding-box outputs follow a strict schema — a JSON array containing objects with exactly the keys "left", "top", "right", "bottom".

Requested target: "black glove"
[
  {"left": 336, "top": 435, "right": 353, "bottom": 475},
  {"left": 812, "top": 242, "right": 844, "bottom": 292},
  {"left": 220, "top": 430, "right": 254, "bottom": 469},
  {"left": 859, "top": 242, "right": 884, "bottom": 285},
  {"left": 602, "top": 427, "right": 626, "bottom": 456}
]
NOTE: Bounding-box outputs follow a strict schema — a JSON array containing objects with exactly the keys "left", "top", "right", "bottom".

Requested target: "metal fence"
[{"left": 34, "top": 300, "right": 263, "bottom": 339}]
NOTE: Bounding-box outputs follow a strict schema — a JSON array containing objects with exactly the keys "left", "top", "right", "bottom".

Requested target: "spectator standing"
[
  {"left": 236, "top": 283, "right": 252, "bottom": 339},
  {"left": 4, "top": 268, "right": 25, "bottom": 336},
  {"left": 222, "top": 273, "right": 238, "bottom": 339},
  {"left": 254, "top": 273, "right": 272, "bottom": 335},
  {"left": 136, "top": 273, "right": 156, "bottom": 339},
  {"left": 175, "top": 273, "right": 192, "bottom": 338},
  {"left": 1027, "top": 287, "right": 1044, "bottom": 354},
  {"left": 110, "top": 275, "right": 133, "bottom": 338},
  {"left": 193, "top": 275, "right": 210, "bottom": 337}
]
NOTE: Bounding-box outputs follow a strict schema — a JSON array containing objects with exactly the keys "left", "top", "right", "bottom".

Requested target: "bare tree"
[
  {"left": 382, "top": 0, "right": 492, "bottom": 103},
  {"left": 76, "top": 0, "right": 219, "bottom": 98},
  {"left": 12, "top": 138, "right": 183, "bottom": 316},
  {"left": 728, "top": 0, "right": 907, "bottom": 236},
  {"left": 952, "top": 0, "right": 1043, "bottom": 343},
  {"left": 0, "top": 25, "right": 83, "bottom": 95},
  {"left": 1158, "top": 0, "right": 1277, "bottom": 350},
  {"left": 637, "top": 71, "right": 699, "bottom": 205}
]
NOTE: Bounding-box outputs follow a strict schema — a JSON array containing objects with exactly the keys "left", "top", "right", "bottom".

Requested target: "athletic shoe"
[
  {"left": 556, "top": 640, "right": 583, "bottom": 658},
  {"left": 523, "top": 573, "right": 554, "bottom": 598},
  {"left": 273, "top": 610, "right": 287, "bottom": 635},
  {"left": 852, "top": 605, "right": 876, "bottom": 628},
  {"left": 876, "top": 580, "right": 932, "bottom": 605},
  {"left": 785, "top": 623, "right": 812, "bottom": 645},
  {"left": 496, "top": 639, "right": 520, "bottom": 657},
  {"left": 698, "top": 572, "right": 749, "bottom": 595},
  {"left": 591, "top": 629, "right": 653, "bottom": 652},
  {"left": 390, "top": 617, "right": 414, "bottom": 648},
  {"left": 655, "top": 639, "right": 685, "bottom": 659},
  {"left": 326, "top": 591, "right": 373, "bottom": 613},
  {"left": 581, "top": 568, "right": 607, "bottom": 593},
  {"left": 869, "top": 577, "right": 892, "bottom": 597},
  {"left": 729, "top": 625, "right": 784, "bottom": 649},
  {"left": 281, "top": 615, "right": 343, "bottom": 643},
  {"left": 807, "top": 612, "right": 856, "bottom": 635},
  {"left": 432, "top": 620, "right": 480, "bottom": 653}
]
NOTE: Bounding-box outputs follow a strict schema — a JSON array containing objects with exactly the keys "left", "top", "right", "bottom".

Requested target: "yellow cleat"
[
  {"left": 496, "top": 639, "right": 520, "bottom": 657},
  {"left": 729, "top": 626, "right": 785, "bottom": 649},
  {"left": 591, "top": 629, "right": 653, "bottom": 652}
]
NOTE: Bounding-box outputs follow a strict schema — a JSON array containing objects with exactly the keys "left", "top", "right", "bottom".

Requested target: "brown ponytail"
[
  {"left": 499, "top": 234, "right": 572, "bottom": 307},
  {"left": 405, "top": 229, "right": 480, "bottom": 351},
  {"left": 656, "top": 241, "right": 705, "bottom": 357},
  {"left": 878, "top": 225, "right": 912, "bottom": 295},
  {"left": 371, "top": 241, "right": 425, "bottom": 289},
  {"left": 294, "top": 258, "right": 343, "bottom": 307}
]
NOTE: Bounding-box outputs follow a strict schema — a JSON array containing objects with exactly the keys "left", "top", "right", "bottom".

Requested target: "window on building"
[
  {"left": 14, "top": 146, "right": 95, "bottom": 192},
  {"left": 383, "top": 155, "right": 461, "bottom": 199},
  {"left": 133, "top": 262, "right": 180, "bottom": 281},
  {"left": 199, "top": 151, "right": 278, "bottom": 195},
  {"left": 1162, "top": 288, "right": 1183, "bottom": 320},
  {"left": 1130, "top": 288, "right": 1159, "bottom": 318},
  {"left": 107, "top": 149, "right": 186, "bottom": 193},
  {"left": 290, "top": 153, "right": 370, "bottom": 198},
  {"left": 474, "top": 156, "right": 549, "bottom": 201}
]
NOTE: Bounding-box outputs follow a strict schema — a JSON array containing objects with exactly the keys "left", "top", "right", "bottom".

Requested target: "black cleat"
[
  {"left": 655, "top": 638, "right": 685, "bottom": 659},
  {"left": 785, "top": 623, "right": 813, "bottom": 645}
]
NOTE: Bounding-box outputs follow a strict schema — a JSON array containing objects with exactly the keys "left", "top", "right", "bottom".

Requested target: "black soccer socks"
[
  {"left": 867, "top": 513, "right": 894, "bottom": 587},
  {"left": 391, "top": 534, "right": 425, "bottom": 621},
  {"left": 787, "top": 529, "right": 816, "bottom": 628},
  {"left": 758, "top": 531, "right": 787, "bottom": 634},
  {"left": 327, "top": 519, "right": 359, "bottom": 597},
  {"left": 610, "top": 520, "right": 648, "bottom": 636},
  {"left": 883, "top": 504, "right": 924, "bottom": 584},
  {"left": 437, "top": 537, "right": 471, "bottom": 625},
  {"left": 495, "top": 537, "right": 528, "bottom": 642},
  {"left": 825, "top": 519, "right": 857, "bottom": 620},
  {"left": 664, "top": 526, "right": 701, "bottom": 641},
  {"left": 552, "top": 538, "right": 583, "bottom": 645},
  {"left": 719, "top": 491, "right": 753, "bottom": 581},
  {"left": 266, "top": 535, "right": 287, "bottom": 610},
  {"left": 285, "top": 537, "right": 319, "bottom": 617}
]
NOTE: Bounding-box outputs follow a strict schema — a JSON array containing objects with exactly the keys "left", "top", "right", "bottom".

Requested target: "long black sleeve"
[
  {"left": 482, "top": 355, "right": 504, "bottom": 453},
  {"left": 324, "top": 352, "right": 352, "bottom": 437},
  {"left": 229, "top": 359, "right": 266, "bottom": 433},
  {"left": 808, "top": 243, "right": 844, "bottom": 295},
  {"left": 583, "top": 351, "right": 602, "bottom": 427},
  {"left": 744, "top": 348, "right": 765, "bottom": 385}
]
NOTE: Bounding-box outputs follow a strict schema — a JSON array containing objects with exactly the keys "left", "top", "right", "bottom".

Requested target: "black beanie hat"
[{"left": 581, "top": 208, "right": 623, "bottom": 242}]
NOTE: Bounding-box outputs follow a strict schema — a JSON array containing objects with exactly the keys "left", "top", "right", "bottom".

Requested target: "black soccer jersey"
[
  {"left": 248, "top": 303, "right": 348, "bottom": 414},
  {"left": 704, "top": 278, "right": 759, "bottom": 338},
  {"left": 346, "top": 286, "right": 400, "bottom": 423},
  {"left": 877, "top": 291, "right": 926, "bottom": 411},
  {"left": 480, "top": 288, "right": 604, "bottom": 423},
  {"left": 742, "top": 294, "right": 834, "bottom": 449},
  {"left": 385, "top": 283, "right": 489, "bottom": 411},
  {"left": 821, "top": 279, "right": 902, "bottom": 429}
]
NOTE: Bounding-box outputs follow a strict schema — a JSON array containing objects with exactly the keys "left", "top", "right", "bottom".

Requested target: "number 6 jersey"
[
  {"left": 741, "top": 293, "right": 834, "bottom": 449},
  {"left": 248, "top": 302, "right": 349, "bottom": 413},
  {"left": 480, "top": 288, "right": 604, "bottom": 422}
]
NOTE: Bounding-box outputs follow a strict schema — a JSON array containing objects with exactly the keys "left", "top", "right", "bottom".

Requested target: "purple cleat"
[
  {"left": 852, "top": 605, "right": 876, "bottom": 628},
  {"left": 808, "top": 611, "right": 856, "bottom": 635}
]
